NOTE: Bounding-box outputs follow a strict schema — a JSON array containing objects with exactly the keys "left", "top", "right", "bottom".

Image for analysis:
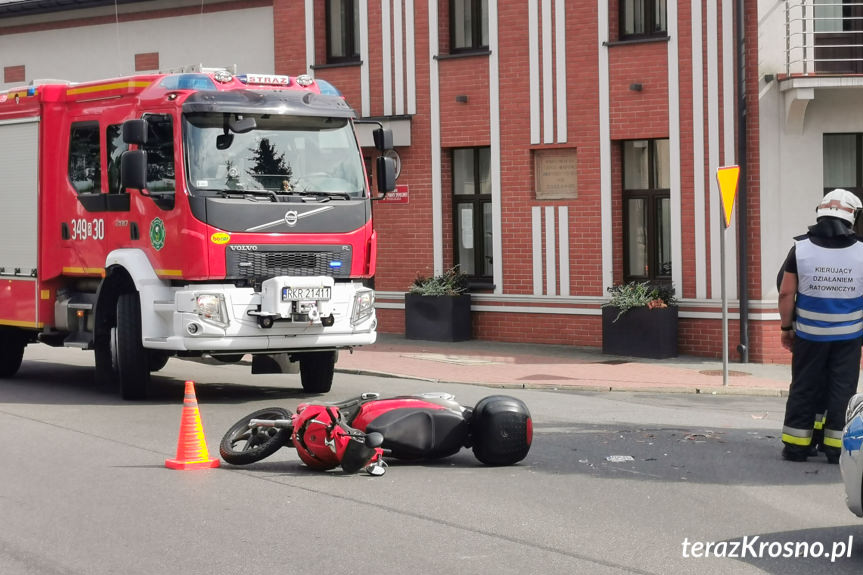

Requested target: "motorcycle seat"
[{"left": 365, "top": 407, "right": 468, "bottom": 460}]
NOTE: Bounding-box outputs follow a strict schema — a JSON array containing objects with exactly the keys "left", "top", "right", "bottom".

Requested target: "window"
[
  {"left": 4, "top": 65, "right": 24, "bottom": 84},
  {"left": 620, "top": 0, "right": 667, "bottom": 39},
  {"left": 450, "top": 0, "right": 488, "bottom": 52},
  {"left": 142, "top": 114, "right": 175, "bottom": 195},
  {"left": 106, "top": 124, "right": 128, "bottom": 195},
  {"left": 823, "top": 133, "right": 863, "bottom": 234},
  {"left": 813, "top": 1, "right": 863, "bottom": 74},
  {"left": 68, "top": 122, "right": 101, "bottom": 194},
  {"left": 453, "top": 147, "right": 492, "bottom": 280},
  {"left": 134, "top": 52, "right": 159, "bottom": 72},
  {"left": 327, "top": 0, "right": 360, "bottom": 63},
  {"left": 622, "top": 139, "right": 671, "bottom": 282}
]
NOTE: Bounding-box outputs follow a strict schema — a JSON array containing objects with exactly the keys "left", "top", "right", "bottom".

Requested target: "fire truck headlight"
[
  {"left": 195, "top": 294, "right": 228, "bottom": 325},
  {"left": 351, "top": 289, "right": 375, "bottom": 326}
]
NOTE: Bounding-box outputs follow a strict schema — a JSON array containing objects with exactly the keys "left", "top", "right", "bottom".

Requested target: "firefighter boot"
[
  {"left": 823, "top": 447, "right": 840, "bottom": 465},
  {"left": 781, "top": 444, "right": 809, "bottom": 462}
]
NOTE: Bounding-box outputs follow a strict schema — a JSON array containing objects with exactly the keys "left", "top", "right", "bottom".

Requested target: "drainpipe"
[{"left": 736, "top": 0, "right": 749, "bottom": 363}]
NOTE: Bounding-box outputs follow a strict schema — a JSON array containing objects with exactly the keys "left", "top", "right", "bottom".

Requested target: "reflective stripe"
[
  {"left": 796, "top": 321, "right": 863, "bottom": 337},
  {"left": 782, "top": 425, "right": 813, "bottom": 446},
  {"left": 796, "top": 307, "right": 863, "bottom": 322},
  {"left": 824, "top": 429, "right": 844, "bottom": 449},
  {"left": 783, "top": 425, "right": 813, "bottom": 437},
  {"left": 824, "top": 436, "right": 843, "bottom": 448},
  {"left": 782, "top": 433, "right": 812, "bottom": 446}
]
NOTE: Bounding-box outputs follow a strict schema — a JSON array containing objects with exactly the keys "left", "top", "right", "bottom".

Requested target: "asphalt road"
[{"left": 1, "top": 345, "right": 862, "bottom": 575}]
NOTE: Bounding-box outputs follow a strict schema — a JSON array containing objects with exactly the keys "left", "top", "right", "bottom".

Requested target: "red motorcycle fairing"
[{"left": 349, "top": 396, "right": 466, "bottom": 429}]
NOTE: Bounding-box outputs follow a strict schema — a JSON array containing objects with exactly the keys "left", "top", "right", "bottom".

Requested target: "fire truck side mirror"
[
  {"left": 121, "top": 150, "right": 148, "bottom": 191},
  {"left": 376, "top": 156, "right": 396, "bottom": 195},
  {"left": 122, "top": 119, "right": 148, "bottom": 145},
  {"left": 373, "top": 128, "right": 393, "bottom": 151}
]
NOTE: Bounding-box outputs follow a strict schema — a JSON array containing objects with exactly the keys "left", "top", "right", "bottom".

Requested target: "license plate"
[{"left": 282, "top": 287, "right": 331, "bottom": 301}]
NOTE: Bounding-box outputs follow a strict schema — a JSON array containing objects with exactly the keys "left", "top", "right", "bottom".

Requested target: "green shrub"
[
  {"left": 409, "top": 266, "right": 469, "bottom": 296},
  {"left": 603, "top": 281, "right": 677, "bottom": 322}
]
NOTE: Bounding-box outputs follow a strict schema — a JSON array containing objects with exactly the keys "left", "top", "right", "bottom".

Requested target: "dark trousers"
[{"left": 783, "top": 336, "right": 862, "bottom": 453}]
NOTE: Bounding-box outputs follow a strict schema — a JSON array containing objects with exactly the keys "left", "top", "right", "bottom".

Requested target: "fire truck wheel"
[
  {"left": 0, "top": 329, "right": 25, "bottom": 377},
  {"left": 116, "top": 292, "right": 150, "bottom": 400},
  {"left": 148, "top": 351, "right": 170, "bottom": 372},
  {"left": 94, "top": 333, "right": 115, "bottom": 386},
  {"left": 299, "top": 351, "right": 335, "bottom": 394}
]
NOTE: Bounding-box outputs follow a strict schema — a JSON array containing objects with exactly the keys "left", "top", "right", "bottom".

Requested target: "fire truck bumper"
[{"left": 145, "top": 279, "right": 377, "bottom": 352}]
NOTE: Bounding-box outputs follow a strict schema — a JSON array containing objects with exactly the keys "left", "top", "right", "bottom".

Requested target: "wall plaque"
[{"left": 534, "top": 148, "right": 577, "bottom": 200}]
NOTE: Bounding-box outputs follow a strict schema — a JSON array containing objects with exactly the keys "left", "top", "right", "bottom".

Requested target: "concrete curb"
[{"left": 335, "top": 367, "right": 790, "bottom": 397}]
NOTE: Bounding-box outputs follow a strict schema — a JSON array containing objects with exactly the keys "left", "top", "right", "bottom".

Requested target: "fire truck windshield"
[{"left": 183, "top": 113, "right": 367, "bottom": 199}]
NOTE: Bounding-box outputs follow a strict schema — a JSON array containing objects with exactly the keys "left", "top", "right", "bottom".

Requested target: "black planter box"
[
  {"left": 404, "top": 293, "right": 472, "bottom": 342},
  {"left": 601, "top": 306, "right": 678, "bottom": 359}
]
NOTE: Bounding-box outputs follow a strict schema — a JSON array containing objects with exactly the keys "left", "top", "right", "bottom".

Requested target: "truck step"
[{"left": 62, "top": 333, "right": 93, "bottom": 349}]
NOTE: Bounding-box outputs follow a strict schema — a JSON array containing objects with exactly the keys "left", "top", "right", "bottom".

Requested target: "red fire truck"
[{"left": 0, "top": 68, "right": 394, "bottom": 399}]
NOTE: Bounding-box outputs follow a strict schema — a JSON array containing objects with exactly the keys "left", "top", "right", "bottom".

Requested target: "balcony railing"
[{"left": 786, "top": 0, "right": 863, "bottom": 75}]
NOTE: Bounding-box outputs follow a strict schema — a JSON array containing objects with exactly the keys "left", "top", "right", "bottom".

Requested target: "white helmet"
[{"left": 816, "top": 188, "right": 862, "bottom": 225}]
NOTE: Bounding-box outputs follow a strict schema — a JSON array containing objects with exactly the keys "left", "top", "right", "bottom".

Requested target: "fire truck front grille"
[{"left": 225, "top": 245, "right": 353, "bottom": 280}]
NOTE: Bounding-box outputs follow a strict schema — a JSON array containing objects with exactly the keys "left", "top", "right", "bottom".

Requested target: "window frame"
[
  {"left": 451, "top": 146, "right": 492, "bottom": 283},
  {"left": 619, "top": 0, "right": 668, "bottom": 41},
  {"left": 822, "top": 133, "right": 863, "bottom": 235},
  {"left": 326, "top": 0, "right": 360, "bottom": 64},
  {"left": 622, "top": 139, "right": 671, "bottom": 284},
  {"left": 449, "top": 0, "right": 489, "bottom": 53},
  {"left": 68, "top": 120, "right": 101, "bottom": 195}
]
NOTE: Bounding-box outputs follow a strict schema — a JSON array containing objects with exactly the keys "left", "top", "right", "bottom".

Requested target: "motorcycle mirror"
[{"left": 364, "top": 432, "right": 384, "bottom": 448}]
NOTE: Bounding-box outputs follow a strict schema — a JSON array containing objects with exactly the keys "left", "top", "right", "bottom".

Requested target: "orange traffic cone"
[{"left": 165, "top": 380, "right": 220, "bottom": 470}]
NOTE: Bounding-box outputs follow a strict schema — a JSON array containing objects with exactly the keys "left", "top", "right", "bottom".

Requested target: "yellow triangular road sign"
[{"left": 717, "top": 165, "right": 740, "bottom": 228}]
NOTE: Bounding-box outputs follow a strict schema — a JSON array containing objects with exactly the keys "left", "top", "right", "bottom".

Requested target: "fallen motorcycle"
[{"left": 219, "top": 392, "right": 533, "bottom": 476}]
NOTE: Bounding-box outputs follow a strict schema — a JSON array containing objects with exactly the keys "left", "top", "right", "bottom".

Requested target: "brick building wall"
[
  {"left": 267, "top": 0, "right": 771, "bottom": 362},
  {"left": 0, "top": 0, "right": 777, "bottom": 363}
]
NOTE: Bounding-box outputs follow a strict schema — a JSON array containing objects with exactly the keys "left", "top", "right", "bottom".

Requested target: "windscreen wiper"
[
  {"left": 218, "top": 189, "right": 279, "bottom": 202},
  {"left": 293, "top": 190, "right": 353, "bottom": 201}
]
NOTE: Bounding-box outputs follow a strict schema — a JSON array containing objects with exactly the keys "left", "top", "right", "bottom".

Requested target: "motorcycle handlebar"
[{"left": 248, "top": 418, "right": 292, "bottom": 429}]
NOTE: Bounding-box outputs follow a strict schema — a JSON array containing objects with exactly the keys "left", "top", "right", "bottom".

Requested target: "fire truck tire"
[
  {"left": 116, "top": 292, "right": 150, "bottom": 400},
  {"left": 299, "top": 351, "right": 335, "bottom": 394},
  {"left": 94, "top": 335, "right": 115, "bottom": 386},
  {"left": 148, "top": 351, "right": 170, "bottom": 372},
  {"left": 0, "top": 329, "right": 25, "bottom": 377}
]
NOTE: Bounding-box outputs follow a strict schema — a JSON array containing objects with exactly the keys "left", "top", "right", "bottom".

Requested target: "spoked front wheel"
[{"left": 219, "top": 407, "right": 293, "bottom": 465}]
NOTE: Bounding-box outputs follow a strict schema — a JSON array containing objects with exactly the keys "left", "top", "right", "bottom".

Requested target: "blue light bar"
[{"left": 315, "top": 79, "right": 342, "bottom": 97}]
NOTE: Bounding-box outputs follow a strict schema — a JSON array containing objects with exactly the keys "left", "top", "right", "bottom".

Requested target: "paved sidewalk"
[{"left": 336, "top": 333, "right": 794, "bottom": 396}]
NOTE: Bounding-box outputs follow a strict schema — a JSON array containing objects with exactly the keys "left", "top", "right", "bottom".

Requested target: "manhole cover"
[
  {"left": 699, "top": 369, "right": 751, "bottom": 377},
  {"left": 597, "top": 359, "right": 629, "bottom": 365}
]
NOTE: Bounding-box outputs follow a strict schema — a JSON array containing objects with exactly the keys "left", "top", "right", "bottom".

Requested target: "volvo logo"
[
  {"left": 245, "top": 206, "right": 335, "bottom": 232},
  {"left": 230, "top": 245, "right": 258, "bottom": 251}
]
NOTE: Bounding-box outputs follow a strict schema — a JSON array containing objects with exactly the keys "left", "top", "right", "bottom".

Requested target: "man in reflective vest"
[{"left": 778, "top": 188, "right": 863, "bottom": 463}]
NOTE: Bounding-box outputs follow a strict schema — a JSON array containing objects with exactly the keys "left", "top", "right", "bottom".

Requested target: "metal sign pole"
[
  {"left": 721, "top": 221, "right": 728, "bottom": 387},
  {"left": 716, "top": 165, "right": 739, "bottom": 388}
]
